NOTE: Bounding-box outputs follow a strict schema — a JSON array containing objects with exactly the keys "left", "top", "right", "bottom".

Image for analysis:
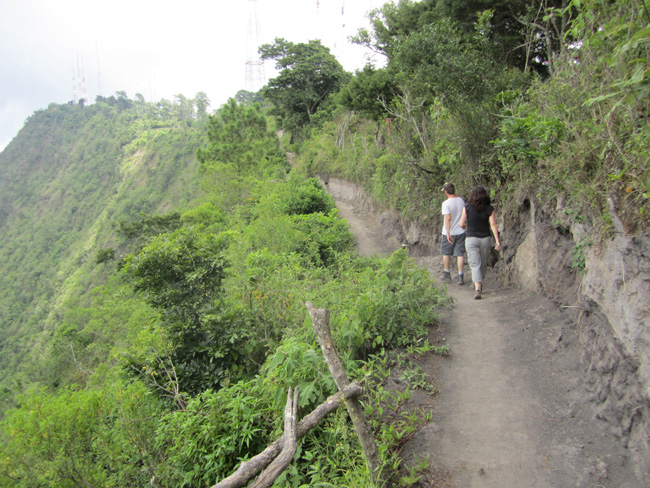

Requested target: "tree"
[
  {"left": 118, "top": 212, "right": 183, "bottom": 252},
  {"left": 351, "top": 0, "right": 440, "bottom": 58},
  {"left": 196, "top": 98, "right": 287, "bottom": 176},
  {"left": 393, "top": 18, "right": 500, "bottom": 107},
  {"left": 194, "top": 91, "right": 211, "bottom": 121},
  {"left": 155, "top": 99, "right": 174, "bottom": 120},
  {"left": 125, "top": 226, "right": 226, "bottom": 317},
  {"left": 234, "top": 90, "right": 264, "bottom": 106},
  {"left": 337, "top": 65, "right": 396, "bottom": 121},
  {"left": 173, "top": 94, "right": 195, "bottom": 121},
  {"left": 0, "top": 388, "right": 110, "bottom": 487},
  {"left": 353, "top": 0, "right": 567, "bottom": 75},
  {"left": 388, "top": 16, "right": 528, "bottom": 161},
  {"left": 115, "top": 91, "right": 132, "bottom": 111},
  {"left": 123, "top": 227, "right": 249, "bottom": 395},
  {"left": 435, "top": 0, "right": 569, "bottom": 74},
  {"left": 95, "top": 247, "right": 116, "bottom": 264},
  {"left": 259, "top": 38, "right": 350, "bottom": 138}
]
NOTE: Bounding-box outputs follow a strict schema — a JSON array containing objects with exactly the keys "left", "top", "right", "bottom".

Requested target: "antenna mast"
[
  {"left": 245, "top": 0, "right": 266, "bottom": 93},
  {"left": 96, "top": 40, "right": 103, "bottom": 98},
  {"left": 72, "top": 66, "right": 78, "bottom": 105},
  {"left": 72, "top": 53, "right": 88, "bottom": 106},
  {"left": 80, "top": 55, "right": 88, "bottom": 106}
]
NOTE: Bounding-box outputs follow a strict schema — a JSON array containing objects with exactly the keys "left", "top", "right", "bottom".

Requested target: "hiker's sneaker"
[
  {"left": 458, "top": 274, "right": 465, "bottom": 285},
  {"left": 474, "top": 289, "right": 482, "bottom": 300},
  {"left": 441, "top": 271, "right": 451, "bottom": 283}
]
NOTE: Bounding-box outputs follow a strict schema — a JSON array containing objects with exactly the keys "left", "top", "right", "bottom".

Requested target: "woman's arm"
[
  {"left": 459, "top": 207, "right": 467, "bottom": 230},
  {"left": 489, "top": 210, "right": 501, "bottom": 251}
]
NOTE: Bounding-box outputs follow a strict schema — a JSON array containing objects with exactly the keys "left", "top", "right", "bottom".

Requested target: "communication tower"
[
  {"left": 96, "top": 40, "right": 103, "bottom": 98},
  {"left": 318, "top": 1, "right": 348, "bottom": 63},
  {"left": 340, "top": 1, "right": 347, "bottom": 57},
  {"left": 72, "top": 53, "right": 89, "bottom": 106},
  {"left": 72, "top": 67, "right": 78, "bottom": 105},
  {"left": 79, "top": 55, "right": 88, "bottom": 106},
  {"left": 245, "top": 0, "right": 266, "bottom": 93}
]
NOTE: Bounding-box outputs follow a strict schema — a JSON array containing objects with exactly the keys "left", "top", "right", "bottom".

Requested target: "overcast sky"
[{"left": 0, "top": 0, "right": 389, "bottom": 152}]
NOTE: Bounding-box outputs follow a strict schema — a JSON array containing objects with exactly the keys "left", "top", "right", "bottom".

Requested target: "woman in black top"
[{"left": 459, "top": 185, "right": 501, "bottom": 299}]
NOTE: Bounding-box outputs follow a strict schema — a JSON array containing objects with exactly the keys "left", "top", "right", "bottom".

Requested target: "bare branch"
[
  {"left": 305, "top": 301, "right": 385, "bottom": 486},
  {"left": 379, "top": 88, "right": 430, "bottom": 153},
  {"left": 249, "top": 387, "right": 300, "bottom": 488},
  {"left": 406, "top": 160, "right": 436, "bottom": 175},
  {"left": 69, "top": 343, "right": 90, "bottom": 376},
  {"left": 213, "top": 382, "right": 363, "bottom": 488}
]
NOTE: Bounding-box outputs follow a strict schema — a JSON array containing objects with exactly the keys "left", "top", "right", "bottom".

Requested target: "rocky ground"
[{"left": 332, "top": 185, "right": 643, "bottom": 488}]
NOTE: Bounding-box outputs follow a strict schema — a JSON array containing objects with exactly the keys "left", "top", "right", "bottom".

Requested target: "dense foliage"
[
  {"left": 0, "top": 96, "right": 206, "bottom": 409},
  {"left": 1, "top": 0, "right": 648, "bottom": 485},
  {"left": 260, "top": 38, "right": 351, "bottom": 141},
  {"left": 305, "top": 0, "right": 649, "bottom": 233},
  {"left": 0, "top": 85, "right": 448, "bottom": 485}
]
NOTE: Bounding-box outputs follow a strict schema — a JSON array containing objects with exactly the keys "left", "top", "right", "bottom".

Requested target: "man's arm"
[{"left": 445, "top": 213, "right": 453, "bottom": 243}]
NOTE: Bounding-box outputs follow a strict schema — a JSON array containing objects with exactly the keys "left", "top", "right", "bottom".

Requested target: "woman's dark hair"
[{"left": 468, "top": 185, "right": 490, "bottom": 211}]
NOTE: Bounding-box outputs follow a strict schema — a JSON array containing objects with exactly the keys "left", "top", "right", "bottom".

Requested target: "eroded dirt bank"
[{"left": 324, "top": 176, "right": 646, "bottom": 487}]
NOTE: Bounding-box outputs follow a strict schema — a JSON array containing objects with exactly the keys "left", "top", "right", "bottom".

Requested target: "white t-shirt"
[{"left": 441, "top": 197, "right": 466, "bottom": 235}]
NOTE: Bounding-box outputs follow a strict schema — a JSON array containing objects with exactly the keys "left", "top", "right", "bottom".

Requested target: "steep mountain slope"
[
  {"left": 0, "top": 98, "right": 448, "bottom": 487},
  {"left": 0, "top": 102, "right": 204, "bottom": 404}
]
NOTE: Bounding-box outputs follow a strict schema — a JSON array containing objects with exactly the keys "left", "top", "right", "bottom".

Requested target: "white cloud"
[
  {"left": 0, "top": 101, "right": 32, "bottom": 150},
  {"left": 0, "top": 0, "right": 389, "bottom": 152}
]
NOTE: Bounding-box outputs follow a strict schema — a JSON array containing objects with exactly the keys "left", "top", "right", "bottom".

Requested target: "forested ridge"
[
  {"left": 0, "top": 96, "right": 205, "bottom": 401},
  {"left": 0, "top": 0, "right": 648, "bottom": 486},
  {"left": 0, "top": 86, "right": 449, "bottom": 486}
]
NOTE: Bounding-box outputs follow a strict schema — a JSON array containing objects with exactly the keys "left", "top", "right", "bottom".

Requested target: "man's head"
[{"left": 442, "top": 182, "right": 455, "bottom": 195}]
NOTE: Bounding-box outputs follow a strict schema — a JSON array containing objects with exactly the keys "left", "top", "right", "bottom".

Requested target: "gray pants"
[{"left": 465, "top": 236, "right": 491, "bottom": 284}]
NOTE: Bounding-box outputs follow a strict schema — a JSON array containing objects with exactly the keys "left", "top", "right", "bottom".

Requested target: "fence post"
[{"left": 305, "top": 301, "right": 385, "bottom": 486}]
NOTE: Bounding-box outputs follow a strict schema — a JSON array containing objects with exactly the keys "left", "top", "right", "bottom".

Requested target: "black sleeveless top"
[{"left": 465, "top": 204, "right": 494, "bottom": 238}]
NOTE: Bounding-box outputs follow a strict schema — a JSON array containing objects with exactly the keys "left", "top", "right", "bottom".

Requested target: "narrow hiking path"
[{"left": 332, "top": 185, "right": 642, "bottom": 488}]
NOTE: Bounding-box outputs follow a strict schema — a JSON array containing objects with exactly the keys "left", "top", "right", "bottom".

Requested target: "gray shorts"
[{"left": 440, "top": 233, "right": 466, "bottom": 257}]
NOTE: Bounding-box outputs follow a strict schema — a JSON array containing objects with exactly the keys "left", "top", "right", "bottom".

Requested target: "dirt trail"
[{"left": 334, "top": 192, "right": 642, "bottom": 488}]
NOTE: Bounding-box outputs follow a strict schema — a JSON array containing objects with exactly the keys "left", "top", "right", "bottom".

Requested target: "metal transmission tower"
[
  {"left": 72, "top": 67, "right": 78, "bottom": 106},
  {"left": 95, "top": 40, "right": 103, "bottom": 98},
  {"left": 72, "top": 53, "right": 89, "bottom": 106},
  {"left": 245, "top": 0, "right": 266, "bottom": 93},
  {"left": 314, "top": 1, "right": 347, "bottom": 62},
  {"left": 79, "top": 55, "right": 88, "bottom": 106}
]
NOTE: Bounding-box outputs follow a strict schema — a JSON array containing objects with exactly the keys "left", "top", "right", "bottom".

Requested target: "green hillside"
[
  {"left": 0, "top": 98, "right": 205, "bottom": 402},
  {"left": 0, "top": 89, "right": 447, "bottom": 485},
  {"left": 0, "top": 0, "right": 648, "bottom": 486}
]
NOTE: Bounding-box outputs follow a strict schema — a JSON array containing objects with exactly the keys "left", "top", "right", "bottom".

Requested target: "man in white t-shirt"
[{"left": 440, "top": 182, "right": 466, "bottom": 285}]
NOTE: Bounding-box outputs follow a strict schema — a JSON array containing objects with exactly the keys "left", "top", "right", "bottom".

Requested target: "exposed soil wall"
[
  {"left": 505, "top": 197, "right": 650, "bottom": 484},
  {"left": 322, "top": 176, "right": 650, "bottom": 484},
  {"left": 579, "top": 227, "right": 650, "bottom": 484}
]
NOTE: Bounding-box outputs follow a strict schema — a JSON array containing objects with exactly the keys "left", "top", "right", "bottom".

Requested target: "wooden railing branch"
[
  {"left": 214, "top": 301, "right": 387, "bottom": 488},
  {"left": 249, "top": 387, "right": 299, "bottom": 488},
  {"left": 213, "top": 381, "right": 363, "bottom": 488},
  {"left": 305, "top": 301, "right": 385, "bottom": 486}
]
